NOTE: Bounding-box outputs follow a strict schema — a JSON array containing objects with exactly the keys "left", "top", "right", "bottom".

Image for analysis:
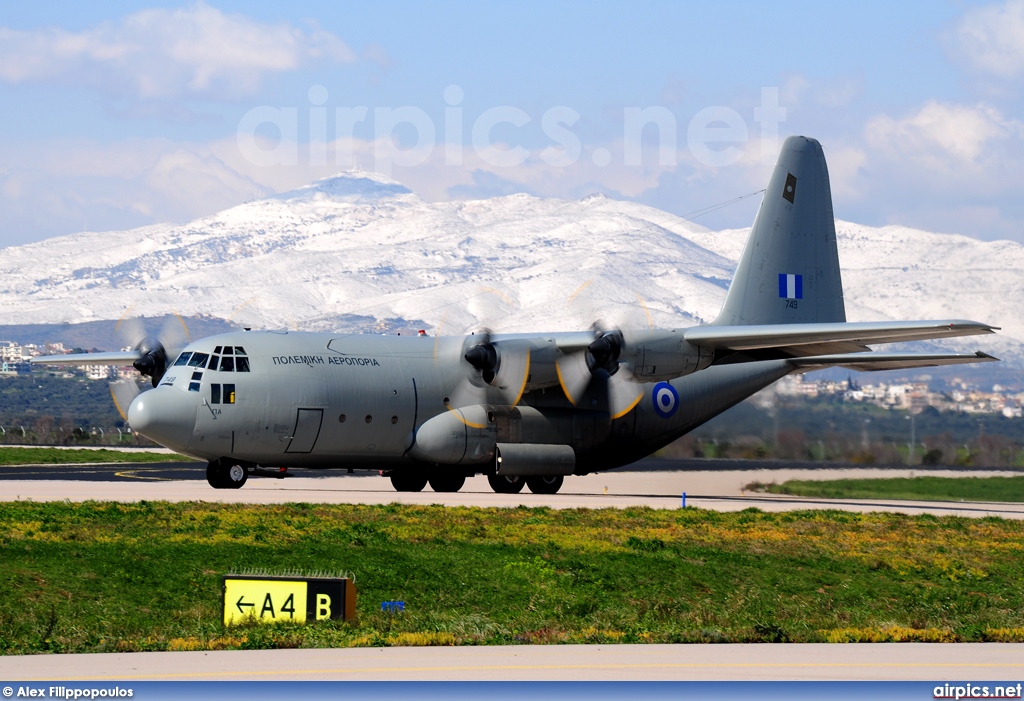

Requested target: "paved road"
[
  {"left": 0, "top": 461, "right": 421, "bottom": 482},
  {"left": 1, "top": 643, "right": 1022, "bottom": 681},
  {"left": 0, "top": 461, "right": 203, "bottom": 481},
  {"left": 2, "top": 462, "right": 1023, "bottom": 517},
  {"left": 4, "top": 456, "right": 1019, "bottom": 480}
]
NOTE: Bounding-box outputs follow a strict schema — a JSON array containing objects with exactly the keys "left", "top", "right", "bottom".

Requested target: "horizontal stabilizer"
[
  {"left": 30, "top": 351, "right": 141, "bottom": 366},
  {"left": 685, "top": 320, "right": 997, "bottom": 352},
  {"left": 787, "top": 351, "right": 998, "bottom": 372}
]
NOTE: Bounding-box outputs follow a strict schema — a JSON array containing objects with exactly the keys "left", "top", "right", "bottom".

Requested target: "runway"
[
  {"left": 2, "top": 460, "right": 1023, "bottom": 518},
  {"left": 3, "top": 642, "right": 1024, "bottom": 681}
]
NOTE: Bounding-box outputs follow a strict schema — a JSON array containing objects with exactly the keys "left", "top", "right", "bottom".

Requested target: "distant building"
[
  {"left": 112, "top": 366, "right": 137, "bottom": 380},
  {"left": 82, "top": 364, "right": 111, "bottom": 380},
  {"left": 0, "top": 342, "right": 23, "bottom": 363},
  {"left": 767, "top": 371, "right": 1021, "bottom": 418}
]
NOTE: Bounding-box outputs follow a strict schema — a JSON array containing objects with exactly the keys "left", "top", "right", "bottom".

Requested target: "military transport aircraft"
[{"left": 32, "top": 136, "right": 998, "bottom": 494}]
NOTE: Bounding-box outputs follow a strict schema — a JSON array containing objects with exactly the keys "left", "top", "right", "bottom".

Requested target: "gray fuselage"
[{"left": 134, "top": 329, "right": 793, "bottom": 475}]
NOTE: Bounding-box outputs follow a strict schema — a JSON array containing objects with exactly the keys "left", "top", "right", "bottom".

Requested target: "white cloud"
[
  {"left": 773, "top": 73, "right": 863, "bottom": 109},
  {"left": 949, "top": 0, "right": 1024, "bottom": 80},
  {"left": 852, "top": 101, "right": 1024, "bottom": 240},
  {"left": 0, "top": 137, "right": 266, "bottom": 246},
  {"left": 814, "top": 75, "right": 863, "bottom": 108},
  {"left": 820, "top": 145, "right": 867, "bottom": 201},
  {"left": 0, "top": 3, "right": 354, "bottom": 99},
  {"left": 864, "top": 101, "right": 1020, "bottom": 167},
  {"left": 5, "top": 95, "right": 1024, "bottom": 249}
]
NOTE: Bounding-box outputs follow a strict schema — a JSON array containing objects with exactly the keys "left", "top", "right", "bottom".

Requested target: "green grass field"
[
  {"left": 0, "top": 447, "right": 197, "bottom": 465},
  {"left": 2, "top": 501, "right": 1023, "bottom": 653},
  {"left": 760, "top": 476, "right": 1024, "bottom": 503}
]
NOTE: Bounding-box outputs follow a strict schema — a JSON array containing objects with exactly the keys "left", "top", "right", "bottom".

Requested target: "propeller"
[
  {"left": 109, "top": 379, "right": 143, "bottom": 421},
  {"left": 430, "top": 287, "right": 533, "bottom": 410},
  {"left": 114, "top": 312, "right": 191, "bottom": 388},
  {"left": 555, "top": 323, "right": 643, "bottom": 419},
  {"left": 446, "top": 329, "right": 532, "bottom": 409},
  {"left": 101, "top": 313, "right": 192, "bottom": 420},
  {"left": 554, "top": 281, "right": 661, "bottom": 418}
]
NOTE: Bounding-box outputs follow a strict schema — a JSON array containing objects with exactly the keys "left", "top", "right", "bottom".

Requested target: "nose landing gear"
[{"left": 206, "top": 459, "right": 248, "bottom": 489}]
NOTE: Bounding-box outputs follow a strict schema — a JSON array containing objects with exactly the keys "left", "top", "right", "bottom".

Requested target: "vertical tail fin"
[{"left": 712, "top": 135, "right": 845, "bottom": 326}]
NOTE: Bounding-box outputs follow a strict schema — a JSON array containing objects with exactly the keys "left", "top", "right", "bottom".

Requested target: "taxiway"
[{"left": 2, "top": 461, "right": 1022, "bottom": 518}]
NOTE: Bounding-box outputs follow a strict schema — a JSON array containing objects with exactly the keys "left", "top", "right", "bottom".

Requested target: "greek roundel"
[{"left": 652, "top": 382, "right": 679, "bottom": 419}]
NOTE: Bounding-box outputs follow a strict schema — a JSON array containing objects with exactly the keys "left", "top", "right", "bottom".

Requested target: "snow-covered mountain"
[{"left": 0, "top": 170, "right": 1018, "bottom": 365}]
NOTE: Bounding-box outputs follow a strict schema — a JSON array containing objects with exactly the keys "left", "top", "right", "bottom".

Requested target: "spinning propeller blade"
[
  {"left": 555, "top": 324, "right": 642, "bottom": 418},
  {"left": 114, "top": 312, "right": 191, "bottom": 387},
  {"left": 109, "top": 379, "right": 143, "bottom": 421},
  {"left": 447, "top": 330, "right": 532, "bottom": 409}
]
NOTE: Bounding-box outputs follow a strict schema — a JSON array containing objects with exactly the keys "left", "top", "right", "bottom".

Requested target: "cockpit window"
[
  {"left": 214, "top": 346, "right": 222, "bottom": 354},
  {"left": 187, "top": 352, "right": 210, "bottom": 368},
  {"left": 172, "top": 352, "right": 192, "bottom": 367},
  {"left": 204, "top": 350, "right": 252, "bottom": 372}
]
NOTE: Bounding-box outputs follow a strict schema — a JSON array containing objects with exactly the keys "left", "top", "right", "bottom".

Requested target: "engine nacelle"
[
  {"left": 494, "top": 337, "right": 561, "bottom": 391},
  {"left": 408, "top": 404, "right": 496, "bottom": 465},
  {"left": 620, "top": 329, "right": 713, "bottom": 382}
]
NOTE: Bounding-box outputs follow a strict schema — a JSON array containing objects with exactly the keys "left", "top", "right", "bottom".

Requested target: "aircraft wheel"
[
  {"left": 390, "top": 473, "right": 428, "bottom": 492},
  {"left": 488, "top": 474, "right": 525, "bottom": 494},
  {"left": 526, "top": 475, "right": 564, "bottom": 495},
  {"left": 428, "top": 474, "right": 466, "bottom": 493},
  {"left": 225, "top": 463, "right": 248, "bottom": 489},
  {"left": 206, "top": 462, "right": 227, "bottom": 489}
]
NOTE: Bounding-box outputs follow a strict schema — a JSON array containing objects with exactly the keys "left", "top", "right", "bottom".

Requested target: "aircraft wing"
[
  {"left": 30, "top": 351, "right": 140, "bottom": 366},
  {"left": 787, "top": 351, "right": 998, "bottom": 372},
  {"left": 684, "top": 320, "right": 997, "bottom": 352}
]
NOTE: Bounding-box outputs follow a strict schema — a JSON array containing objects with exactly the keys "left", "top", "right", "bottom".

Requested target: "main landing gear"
[
  {"left": 488, "top": 474, "right": 563, "bottom": 494},
  {"left": 390, "top": 472, "right": 467, "bottom": 492},
  {"left": 390, "top": 473, "right": 427, "bottom": 491},
  {"left": 488, "top": 474, "right": 525, "bottom": 493},
  {"left": 387, "top": 471, "right": 564, "bottom": 494},
  {"left": 206, "top": 459, "right": 248, "bottom": 489},
  {"left": 428, "top": 474, "right": 466, "bottom": 492},
  {"left": 525, "top": 475, "right": 563, "bottom": 494}
]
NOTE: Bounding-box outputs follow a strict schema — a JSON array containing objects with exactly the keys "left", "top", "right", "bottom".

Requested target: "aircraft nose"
[{"left": 127, "top": 388, "right": 197, "bottom": 451}]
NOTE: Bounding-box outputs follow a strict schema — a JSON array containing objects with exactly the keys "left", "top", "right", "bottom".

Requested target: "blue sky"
[{"left": 0, "top": 1, "right": 1022, "bottom": 247}]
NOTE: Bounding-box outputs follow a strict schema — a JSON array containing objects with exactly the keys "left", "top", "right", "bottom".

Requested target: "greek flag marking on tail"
[{"left": 779, "top": 273, "right": 803, "bottom": 300}]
